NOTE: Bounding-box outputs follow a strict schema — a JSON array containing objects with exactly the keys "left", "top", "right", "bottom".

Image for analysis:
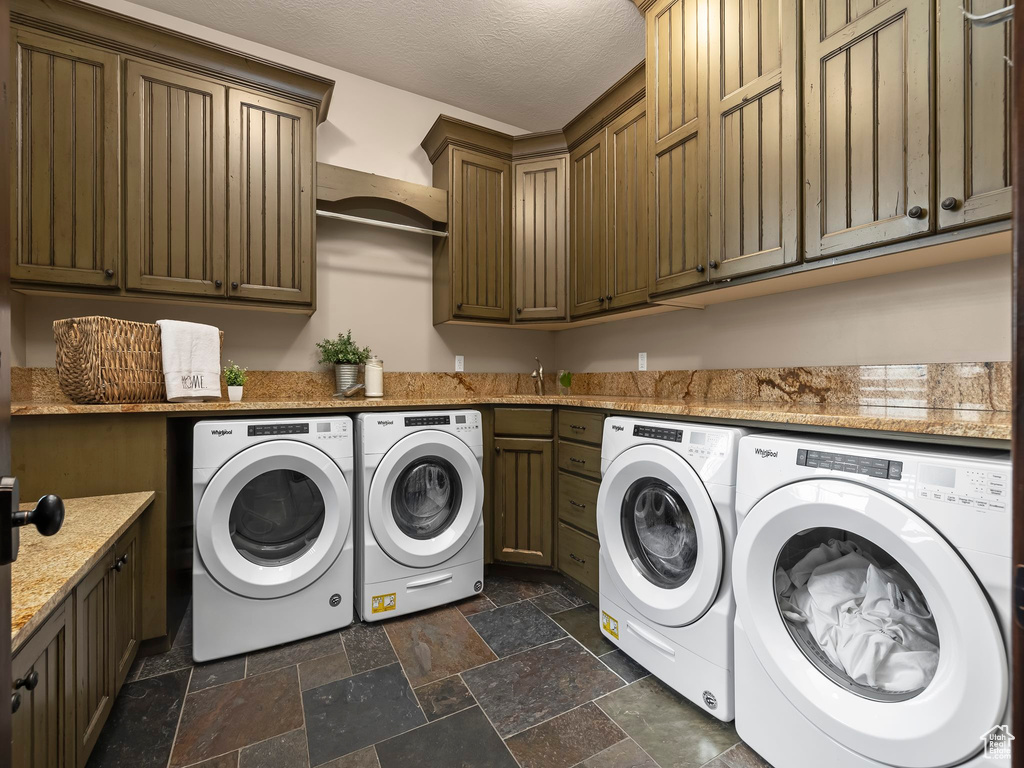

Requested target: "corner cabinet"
[
  {"left": 10, "top": 0, "right": 333, "bottom": 311},
  {"left": 493, "top": 437, "right": 554, "bottom": 567},
  {"left": 513, "top": 155, "right": 568, "bottom": 322},
  {"left": 569, "top": 131, "right": 607, "bottom": 317}
]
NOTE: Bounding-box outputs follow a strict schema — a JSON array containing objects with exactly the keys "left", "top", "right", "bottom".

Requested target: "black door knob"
[
  {"left": 215, "top": 279, "right": 223, "bottom": 288},
  {"left": 13, "top": 495, "right": 65, "bottom": 537},
  {"left": 456, "top": 302, "right": 463, "bottom": 310},
  {"left": 598, "top": 296, "right": 605, "bottom": 303},
  {"left": 231, "top": 282, "right": 239, "bottom": 290},
  {"left": 11, "top": 693, "right": 20, "bottom": 714},
  {"left": 14, "top": 671, "right": 38, "bottom": 691},
  {"left": 516, "top": 307, "right": 522, "bottom": 314},
  {"left": 696, "top": 264, "right": 705, "bottom": 273},
  {"left": 941, "top": 197, "right": 958, "bottom": 211},
  {"left": 907, "top": 205, "right": 924, "bottom": 219},
  {"left": 112, "top": 554, "right": 128, "bottom": 573},
  {"left": 710, "top": 260, "right": 719, "bottom": 269},
  {"left": 606, "top": 294, "right": 612, "bottom": 301},
  {"left": 104, "top": 269, "right": 114, "bottom": 278}
]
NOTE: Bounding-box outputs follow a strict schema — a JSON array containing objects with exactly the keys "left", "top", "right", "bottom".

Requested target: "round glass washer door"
[
  {"left": 733, "top": 478, "right": 1007, "bottom": 768},
  {"left": 598, "top": 444, "right": 723, "bottom": 627},
  {"left": 196, "top": 440, "right": 351, "bottom": 599},
  {"left": 367, "top": 430, "right": 482, "bottom": 568}
]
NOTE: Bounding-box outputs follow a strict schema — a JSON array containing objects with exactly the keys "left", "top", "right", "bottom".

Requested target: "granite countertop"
[
  {"left": 10, "top": 393, "right": 1011, "bottom": 441},
  {"left": 12, "top": 492, "right": 155, "bottom": 653}
]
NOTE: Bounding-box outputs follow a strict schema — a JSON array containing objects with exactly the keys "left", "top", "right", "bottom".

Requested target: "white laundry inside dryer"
[{"left": 776, "top": 538, "right": 940, "bottom": 695}]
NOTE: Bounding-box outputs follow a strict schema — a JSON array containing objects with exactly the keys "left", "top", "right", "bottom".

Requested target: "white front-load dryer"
[
  {"left": 192, "top": 417, "right": 355, "bottom": 662},
  {"left": 597, "top": 416, "right": 749, "bottom": 721},
  {"left": 733, "top": 433, "right": 1011, "bottom": 768},
  {"left": 356, "top": 411, "right": 484, "bottom": 621}
]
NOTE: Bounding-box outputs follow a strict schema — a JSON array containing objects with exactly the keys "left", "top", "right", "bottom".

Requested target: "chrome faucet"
[{"left": 531, "top": 357, "right": 544, "bottom": 396}]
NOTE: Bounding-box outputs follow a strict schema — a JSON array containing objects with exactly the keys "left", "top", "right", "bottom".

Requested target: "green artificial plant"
[{"left": 316, "top": 330, "right": 372, "bottom": 366}]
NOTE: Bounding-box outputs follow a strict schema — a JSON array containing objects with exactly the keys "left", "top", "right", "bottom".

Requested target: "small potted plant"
[
  {"left": 317, "top": 330, "right": 372, "bottom": 394},
  {"left": 558, "top": 370, "right": 573, "bottom": 396},
  {"left": 224, "top": 361, "right": 248, "bottom": 402}
]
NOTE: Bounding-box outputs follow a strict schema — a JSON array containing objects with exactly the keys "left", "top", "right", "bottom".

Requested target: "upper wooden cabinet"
[
  {"left": 646, "top": 0, "right": 708, "bottom": 294},
  {"left": 569, "top": 131, "right": 607, "bottom": 318},
  {"left": 937, "top": 0, "right": 1014, "bottom": 229},
  {"left": 804, "top": 0, "right": 933, "bottom": 259},
  {"left": 228, "top": 89, "right": 316, "bottom": 304},
  {"left": 10, "top": 0, "right": 333, "bottom": 311},
  {"left": 606, "top": 102, "right": 649, "bottom": 310},
  {"left": 513, "top": 155, "right": 568, "bottom": 322},
  {"left": 125, "top": 60, "right": 226, "bottom": 297},
  {"left": 707, "top": 0, "right": 800, "bottom": 278},
  {"left": 10, "top": 28, "right": 120, "bottom": 288}
]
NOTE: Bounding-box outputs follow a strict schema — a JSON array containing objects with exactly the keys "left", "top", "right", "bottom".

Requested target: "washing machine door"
[
  {"left": 733, "top": 479, "right": 1007, "bottom": 768},
  {"left": 367, "top": 430, "right": 483, "bottom": 568},
  {"left": 598, "top": 444, "right": 723, "bottom": 627},
  {"left": 196, "top": 440, "right": 352, "bottom": 599}
]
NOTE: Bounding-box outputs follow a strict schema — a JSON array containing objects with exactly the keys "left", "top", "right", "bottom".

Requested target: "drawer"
[
  {"left": 557, "top": 471, "right": 599, "bottom": 537},
  {"left": 494, "top": 408, "right": 553, "bottom": 437},
  {"left": 557, "top": 409, "right": 605, "bottom": 445},
  {"left": 558, "top": 523, "right": 599, "bottom": 593},
  {"left": 558, "top": 440, "right": 601, "bottom": 480}
]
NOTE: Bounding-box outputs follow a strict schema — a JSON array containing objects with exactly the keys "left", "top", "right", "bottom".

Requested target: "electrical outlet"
[
  {"left": 638, "top": 352, "right": 647, "bottom": 371},
  {"left": 455, "top": 355, "right": 465, "bottom": 372}
]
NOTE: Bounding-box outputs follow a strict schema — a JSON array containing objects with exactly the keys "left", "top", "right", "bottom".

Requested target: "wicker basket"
[{"left": 53, "top": 317, "right": 222, "bottom": 404}]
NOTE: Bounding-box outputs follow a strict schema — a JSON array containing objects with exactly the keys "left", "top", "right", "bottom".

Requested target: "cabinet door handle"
[
  {"left": 215, "top": 279, "right": 223, "bottom": 288},
  {"left": 696, "top": 264, "right": 705, "bottom": 273},
  {"left": 112, "top": 553, "right": 128, "bottom": 572},
  {"left": 568, "top": 500, "right": 586, "bottom": 509},
  {"left": 598, "top": 296, "right": 605, "bottom": 303},
  {"left": 710, "top": 260, "right": 719, "bottom": 269},
  {"left": 569, "top": 457, "right": 586, "bottom": 465},
  {"left": 516, "top": 307, "right": 522, "bottom": 314},
  {"left": 606, "top": 294, "right": 612, "bottom": 301},
  {"left": 569, "top": 424, "right": 586, "bottom": 431},
  {"left": 907, "top": 205, "right": 925, "bottom": 219},
  {"left": 14, "top": 670, "right": 38, "bottom": 691},
  {"left": 569, "top": 552, "right": 586, "bottom": 565},
  {"left": 231, "top": 281, "right": 239, "bottom": 290},
  {"left": 11, "top": 693, "right": 20, "bottom": 714},
  {"left": 941, "top": 197, "right": 959, "bottom": 211},
  {"left": 456, "top": 302, "right": 463, "bottom": 310},
  {"left": 104, "top": 268, "right": 115, "bottom": 278}
]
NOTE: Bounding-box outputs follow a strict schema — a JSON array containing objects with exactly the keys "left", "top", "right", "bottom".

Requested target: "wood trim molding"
[
  {"left": 420, "top": 115, "right": 516, "bottom": 163},
  {"left": 562, "top": 60, "right": 645, "bottom": 150},
  {"left": 12, "top": 0, "right": 335, "bottom": 122},
  {"left": 316, "top": 163, "right": 449, "bottom": 223},
  {"left": 632, "top": 0, "right": 659, "bottom": 12}
]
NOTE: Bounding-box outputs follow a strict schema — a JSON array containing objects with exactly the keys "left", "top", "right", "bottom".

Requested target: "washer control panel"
[
  {"left": 796, "top": 449, "right": 903, "bottom": 480},
  {"left": 916, "top": 463, "right": 1007, "bottom": 511},
  {"left": 248, "top": 422, "right": 309, "bottom": 437},
  {"left": 633, "top": 424, "right": 681, "bottom": 442},
  {"left": 405, "top": 415, "right": 451, "bottom": 427}
]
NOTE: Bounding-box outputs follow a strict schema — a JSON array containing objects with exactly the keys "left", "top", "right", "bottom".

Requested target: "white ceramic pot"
[{"left": 228, "top": 386, "right": 243, "bottom": 402}]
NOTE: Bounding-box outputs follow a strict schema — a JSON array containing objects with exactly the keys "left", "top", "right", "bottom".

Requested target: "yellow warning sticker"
[
  {"left": 371, "top": 593, "right": 397, "bottom": 614},
  {"left": 601, "top": 610, "right": 619, "bottom": 639}
]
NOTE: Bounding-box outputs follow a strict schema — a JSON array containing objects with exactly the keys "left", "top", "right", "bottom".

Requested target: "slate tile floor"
[{"left": 88, "top": 573, "right": 772, "bottom": 768}]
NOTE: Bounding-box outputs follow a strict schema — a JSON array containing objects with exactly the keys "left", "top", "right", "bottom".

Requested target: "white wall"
[
  {"left": 555, "top": 254, "right": 1012, "bottom": 371},
  {"left": 13, "top": 0, "right": 557, "bottom": 373}
]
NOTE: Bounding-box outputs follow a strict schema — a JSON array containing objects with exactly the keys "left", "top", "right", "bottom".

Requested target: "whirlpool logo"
[
  {"left": 377, "top": 420, "right": 394, "bottom": 427},
  {"left": 754, "top": 447, "right": 778, "bottom": 459},
  {"left": 611, "top": 424, "right": 624, "bottom": 432},
  {"left": 210, "top": 429, "right": 233, "bottom": 437}
]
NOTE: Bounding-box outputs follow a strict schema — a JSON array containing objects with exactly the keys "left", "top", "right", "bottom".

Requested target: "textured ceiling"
[{"left": 126, "top": 0, "right": 646, "bottom": 131}]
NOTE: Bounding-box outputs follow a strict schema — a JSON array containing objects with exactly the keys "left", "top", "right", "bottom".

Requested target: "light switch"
[
  {"left": 455, "top": 355, "right": 465, "bottom": 372},
  {"left": 638, "top": 352, "right": 647, "bottom": 371}
]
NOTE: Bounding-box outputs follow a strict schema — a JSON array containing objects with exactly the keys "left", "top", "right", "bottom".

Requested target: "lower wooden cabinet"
[
  {"left": 12, "top": 602, "right": 74, "bottom": 768},
  {"left": 493, "top": 437, "right": 554, "bottom": 567},
  {"left": 13, "top": 519, "right": 143, "bottom": 768},
  {"left": 557, "top": 522, "right": 599, "bottom": 593}
]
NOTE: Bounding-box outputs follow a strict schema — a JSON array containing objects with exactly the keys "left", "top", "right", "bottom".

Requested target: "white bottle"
[{"left": 364, "top": 356, "right": 384, "bottom": 398}]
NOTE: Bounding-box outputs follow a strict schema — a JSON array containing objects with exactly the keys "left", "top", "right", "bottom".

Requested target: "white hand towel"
[{"left": 156, "top": 320, "right": 222, "bottom": 402}]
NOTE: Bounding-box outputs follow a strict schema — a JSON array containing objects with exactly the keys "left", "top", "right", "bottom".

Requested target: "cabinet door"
[
  {"left": 606, "top": 102, "right": 649, "bottom": 310},
  {"left": 707, "top": 0, "right": 800, "bottom": 279},
  {"left": 227, "top": 89, "right": 315, "bottom": 304},
  {"left": 804, "top": 0, "right": 932, "bottom": 259},
  {"left": 646, "top": 0, "right": 709, "bottom": 294},
  {"left": 450, "top": 148, "right": 512, "bottom": 320},
  {"left": 75, "top": 554, "right": 114, "bottom": 767},
  {"left": 112, "top": 522, "right": 142, "bottom": 691},
  {"left": 569, "top": 131, "right": 606, "bottom": 317},
  {"left": 125, "top": 60, "right": 226, "bottom": 296},
  {"left": 513, "top": 155, "right": 568, "bottom": 321},
  {"left": 493, "top": 437, "right": 554, "bottom": 567},
  {"left": 12, "top": 602, "right": 74, "bottom": 768},
  {"left": 10, "top": 28, "right": 120, "bottom": 288},
  {"left": 937, "top": 0, "right": 1013, "bottom": 229}
]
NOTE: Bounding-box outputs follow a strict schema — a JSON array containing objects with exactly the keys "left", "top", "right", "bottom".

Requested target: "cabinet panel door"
[
  {"left": 125, "top": 60, "right": 226, "bottom": 296},
  {"left": 708, "top": 0, "right": 800, "bottom": 279},
  {"left": 450, "top": 148, "right": 512, "bottom": 320},
  {"left": 569, "top": 132, "right": 606, "bottom": 317},
  {"left": 804, "top": 0, "right": 933, "bottom": 259},
  {"left": 10, "top": 28, "right": 120, "bottom": 288},
  {"left": 647, "top": 0, "right": 709, "bottom": 294},
  {"left": 228, "top": 89, "right": 315, "bottom": 304},
  {"left": 12, "top": 603, "right": 74, "bottom": 768},
  {"left": 75, "top": 555, "right": 114, "bottom": 767},
  {"left": 493, "top": 437, "right": 553, "bottom": 567},
  {"left": 606, "top": 102, "right": 649, "bottom": 310},
  {"left": 937, "top": 0, "right": 1013, "bottom": 229},
  {"left": 112, "top": 522, "right": 142, "bottom": 691},
  {"left": 513, "top": 155, "right": 568, "bottom": 321}
]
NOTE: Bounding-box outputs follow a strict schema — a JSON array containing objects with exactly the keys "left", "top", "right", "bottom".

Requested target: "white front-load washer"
[
  {"left": 597, "top": 416, "right": 749, "bottom": 721},
  {"left": 192, "top": 417, "right": 355, "bottom": 662},
  {"left": 733, "top": 433, "right": 1011, "bottom": 768},
  {"left": 356, "top": 410, "right": 484, "bottom": 621}
]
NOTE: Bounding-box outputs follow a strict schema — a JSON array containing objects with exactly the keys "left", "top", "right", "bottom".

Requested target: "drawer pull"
[
  {"left": 569, "top": 457, "right": 586, "bottom": 465},
  {"left": 568, "top": 500, "right": 586, "bottom": 509},
  {"left": 569, "top": 424, "right": 587, "bottom": 430},
  {"left": 569, "top": 552, "right": 586, "bottom": 565}
]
